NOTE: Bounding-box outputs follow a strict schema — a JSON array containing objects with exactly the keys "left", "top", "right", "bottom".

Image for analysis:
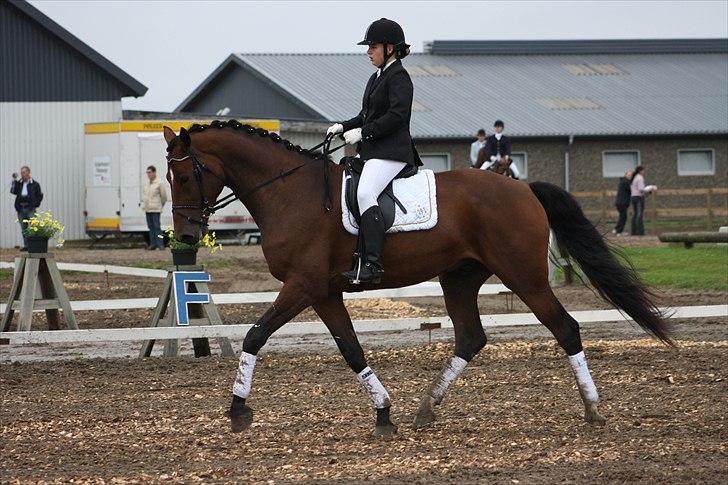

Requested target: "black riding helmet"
[{"left": 358, "top": 18, "right": 411, "bottom": 68}]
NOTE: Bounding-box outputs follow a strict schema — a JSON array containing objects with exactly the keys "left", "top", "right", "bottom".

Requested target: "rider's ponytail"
[{"left": 396, "top": 44, "right": 410, "bottom": 60}]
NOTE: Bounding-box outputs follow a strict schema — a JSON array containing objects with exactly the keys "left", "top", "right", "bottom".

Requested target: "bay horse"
[
  {"left": 475, "top": 146, "right": 516, "bottom": 177},
  {"left": 162, "top": 120, "right": 671, "bottom": 437}
]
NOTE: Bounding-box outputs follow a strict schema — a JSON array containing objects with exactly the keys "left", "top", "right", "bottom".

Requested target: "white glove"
[
  {"left": 489, "top": 155, "right": 497, "bottom": 162},
  {"left": 343, "top": 128, "right": 362, "bottom": 145},
  {"left": 327, "top": 123, "right": 343, "bottom": 136}
]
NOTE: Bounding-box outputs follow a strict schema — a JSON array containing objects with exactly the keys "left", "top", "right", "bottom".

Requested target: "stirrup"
[
  {"left": 344, "top": 261, "right": 383, "bottom": 285},
  {"left": 344, "top": 257, "right": 365, "bottom": 285}
]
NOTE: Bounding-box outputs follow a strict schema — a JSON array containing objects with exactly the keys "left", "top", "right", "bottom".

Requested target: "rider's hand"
[
  {"left": 489, "top": 155, "right": 497, "bottom": 162},
  {"left": 327, "top": 123, "right": 344, "bottom": 136},
  {"left": 343, "top": 128, "right": 362, "bottom": 145}
]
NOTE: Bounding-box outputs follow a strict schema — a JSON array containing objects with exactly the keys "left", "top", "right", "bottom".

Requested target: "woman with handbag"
[{"left": 327, "top": 18, "right": 422, "bottom": 284}]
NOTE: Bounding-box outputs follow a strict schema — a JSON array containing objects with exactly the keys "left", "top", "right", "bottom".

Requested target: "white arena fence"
[
  {"left": 0, "top": 281, "right": 512, "bottom": 313},
  {"left": 1, "top": 305, "right": 726, "bottom": 345}
]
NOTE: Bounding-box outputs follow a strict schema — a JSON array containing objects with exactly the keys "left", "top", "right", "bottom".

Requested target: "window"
[
  {"left": 602, "top": 151, "right": 640, "bottom": 178},
  {"left": 510, "top": 152, "right": 528, "bottom": 179},
  {"left": 678, "top": 149, "right": 715, "bottom": 176},
  {"left": 562, "top": 63, "right": 627, "bottom": 76},
  {"left": 406, "top": 65, "right": 460, "bottom": 77},
  {"left": 420, "top": 153, "right": 450, "bottom": 172},
  {"left": 411, "top": 99, "right": 430, "bottom": 112},
  {"left": 538, "top": 97, "right": 602, "bottom": 110}
]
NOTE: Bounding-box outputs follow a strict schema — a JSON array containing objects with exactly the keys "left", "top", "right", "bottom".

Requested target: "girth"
[{"left": 341, "top": 156, "right": 418, "bottom": 230}]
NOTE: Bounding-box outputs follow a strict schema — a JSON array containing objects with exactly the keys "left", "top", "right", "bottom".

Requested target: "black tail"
[{"left": 529, "top": 181, "right": 673, "bottom": 345}]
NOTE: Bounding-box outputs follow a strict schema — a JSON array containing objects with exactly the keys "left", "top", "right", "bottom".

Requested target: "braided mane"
[{"left": 187, "top": 119, "right": 329, "bottom": 161}]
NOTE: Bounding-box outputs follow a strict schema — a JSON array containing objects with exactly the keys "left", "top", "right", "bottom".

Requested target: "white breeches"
[{"left": 358, "top": 158, "right": 408, "bottom": 213}]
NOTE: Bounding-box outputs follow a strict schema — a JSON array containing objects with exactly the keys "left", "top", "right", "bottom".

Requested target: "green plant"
[
  {"left": 161, "top": 228, "right": 223, "bottom": 253},
  {"left": 18, "top": 211, "right": 65, "bottom": 246}
]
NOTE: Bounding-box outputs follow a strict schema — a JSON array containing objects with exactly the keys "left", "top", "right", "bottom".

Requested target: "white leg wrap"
[
  {"left": 430, "top": 356, "right": 469, "bottom": 404},
  {"left": 568, "top": 351, "right": 599, "bottom": 402},
  {"left": 356, "top": 367, "right": 391, "bottom": 409},
  {"left": 232, "top": 351, "right": 257, "bottom": 399}
]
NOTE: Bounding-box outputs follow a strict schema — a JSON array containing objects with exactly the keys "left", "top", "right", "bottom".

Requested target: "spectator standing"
[
  {"left": 10, "top": 165, "right": 43, "bottom": 250},
  {"left": 612, "top": 169, "right": 633, "bottom": 235},
  {"left": 630, "top": 166, "right": 656, "bottom": 236},
  {"left": 141, "top": 165, "right": 167, "bottom": 250},
  {"left": 469, "top": 129, "right": 487, "bottom": 167}
]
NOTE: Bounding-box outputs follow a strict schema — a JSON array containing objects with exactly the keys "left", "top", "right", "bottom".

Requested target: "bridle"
[
  {"left": 166, "top": 150, "right": 225, "bottom": 228},
  {"left": 166, "top": 134, "right": 345, "bottom": 228}
]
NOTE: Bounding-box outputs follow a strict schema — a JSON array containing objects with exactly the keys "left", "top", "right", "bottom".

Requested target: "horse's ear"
[
  {"left": 179, "top": 127, "right": 191, "bottom": 149},
  {"left": 163, "top": 126, "right": 176, "bottom": 144}
]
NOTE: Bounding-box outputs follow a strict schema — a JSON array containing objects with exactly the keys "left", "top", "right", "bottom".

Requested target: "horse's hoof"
[
  {"left": 584, "top": 401, "right": 607, "bottom": 426},
  {"left": 414, "top": 407, "right": 436, "bottom": 429},
  {"left": 372, "top": 423, "right": 398, "bottom": 437},
  {"left": 226, "top": 405, "right": 253, "bottom": 433}
]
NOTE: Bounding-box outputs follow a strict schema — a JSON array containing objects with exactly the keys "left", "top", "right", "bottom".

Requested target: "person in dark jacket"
[
  {"left": 10, "top": 165, "right": 43, "bottom": 250},
  {"left": 612, "top": 170, "right": 633, "bottom": 235},
  {"left": 327, "top": 18, "right": 422, "bottom": 285}
]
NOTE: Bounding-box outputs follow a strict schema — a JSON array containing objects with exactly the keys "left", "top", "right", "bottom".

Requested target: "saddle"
[{"left": 341, "top": 156, "right": 418, "bottom": 230}]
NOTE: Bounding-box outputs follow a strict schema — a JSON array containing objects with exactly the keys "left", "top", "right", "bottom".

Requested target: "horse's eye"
[{"left": 179, "top": 175, "right": 189, "bottom": 184}]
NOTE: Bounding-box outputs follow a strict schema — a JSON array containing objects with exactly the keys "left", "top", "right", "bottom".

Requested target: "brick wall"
[
  {"left": 568, "top": 136, "right": 727, "bottom": 192},
  {"left": 414, "top": 136, "right": 726, "bottom": 193}
]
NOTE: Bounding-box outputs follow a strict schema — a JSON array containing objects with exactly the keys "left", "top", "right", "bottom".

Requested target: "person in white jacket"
[
  {"left": 469, "top": 129, "right": 487, "bottom": 167},
  {"left": 141, "top": 165, "right": 167, "bottom": 250}
]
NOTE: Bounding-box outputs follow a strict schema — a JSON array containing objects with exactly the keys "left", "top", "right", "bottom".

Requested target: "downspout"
[{"left": 564, "top": 135, "right": 574, "bottom": 192}]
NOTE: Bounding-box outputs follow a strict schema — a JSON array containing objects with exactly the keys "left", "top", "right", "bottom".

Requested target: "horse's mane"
[{"left": 187, "top": 119, "right": 330, "bottom": 161}]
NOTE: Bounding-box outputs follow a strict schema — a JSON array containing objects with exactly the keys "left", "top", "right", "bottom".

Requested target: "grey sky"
[{"left": 30, "top": 0, "right": 728, "bottom": 113}]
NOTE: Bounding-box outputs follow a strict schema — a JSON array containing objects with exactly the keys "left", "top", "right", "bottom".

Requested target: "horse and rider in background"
[{"left": 473, "top": 120, "right": 520, "bottom": 179}]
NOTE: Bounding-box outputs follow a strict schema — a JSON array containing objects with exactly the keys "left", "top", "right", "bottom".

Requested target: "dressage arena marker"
[
  {"left": 138, "top": 265, "right": 234, "bottom": 358},
  {"left": 0, "top": 282, "right": 514, "bottom": 313},
  {"left": 1, "top": 305, "right": 724, "bottom": 346},
  {"left": 1, "top": 253, "right": 78, "bottom": 332}
]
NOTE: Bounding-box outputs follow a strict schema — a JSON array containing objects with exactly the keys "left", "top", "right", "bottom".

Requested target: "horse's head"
[
  {"left": 163, "top": 126, "right": 226, "bottom": 245},
  {"left": 484, "top": 157, "right": 511, "bottom": 177}
]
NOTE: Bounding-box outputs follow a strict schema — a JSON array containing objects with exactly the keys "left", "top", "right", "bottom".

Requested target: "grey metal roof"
[
  {"left": 178, "top": 39, "right": 728, "bottom": 138},
  {"left": 3, "top": 0, "right": 147, "bottom": 100},
  {"left": 426, "top": 38, "right": 728, "bottom": 55}
]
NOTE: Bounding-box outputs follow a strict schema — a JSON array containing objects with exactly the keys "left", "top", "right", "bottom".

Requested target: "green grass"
[
  {"left": 557, "top": 246, "right": 728, "bottom": 292},
  {"left": 619, "top": 246, "right": 728, "bottom": 292}
]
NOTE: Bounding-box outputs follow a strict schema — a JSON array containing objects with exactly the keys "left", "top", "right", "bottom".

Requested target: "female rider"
[{"left": 328, "top": 18, "right": 422, "bottom": 284}]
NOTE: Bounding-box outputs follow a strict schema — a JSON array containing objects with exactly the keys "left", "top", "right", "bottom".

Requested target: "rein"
[{"left": 168, "top": 134, "right": 346, "bottom": 227}]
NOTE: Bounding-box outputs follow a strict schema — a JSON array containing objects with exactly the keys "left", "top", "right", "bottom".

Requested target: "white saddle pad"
[{"left": 341, "top": 169, "right": 438, "bottom": 235}]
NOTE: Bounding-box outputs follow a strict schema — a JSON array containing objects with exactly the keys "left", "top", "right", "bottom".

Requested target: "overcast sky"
[{"left": 30, "top": 0, "right": 728, "bottom": 112}]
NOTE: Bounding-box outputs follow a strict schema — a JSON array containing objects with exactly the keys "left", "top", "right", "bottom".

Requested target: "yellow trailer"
[{"left": 84, "top": 119, "right": 278, "bottom": 242}]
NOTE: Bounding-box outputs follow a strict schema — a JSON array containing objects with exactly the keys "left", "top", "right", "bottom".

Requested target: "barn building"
[
  {"left": 176, "top": 39, "right": 728, "bottom": 211},
  {"left": 0, "top": 0, "right": 146, "bottom": 248}
]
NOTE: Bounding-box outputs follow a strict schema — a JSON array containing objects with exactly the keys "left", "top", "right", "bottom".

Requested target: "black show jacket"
[
  {"left": 484, "top": 134, "right": 512, "bottom": 159},
  {"left": 341, "top": 60, "right": 422, "bottom": 167}
]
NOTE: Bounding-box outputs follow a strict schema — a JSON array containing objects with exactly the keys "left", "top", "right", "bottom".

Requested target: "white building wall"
[{"left": 0, "top": 101, "right": 121, "bottom": 248}]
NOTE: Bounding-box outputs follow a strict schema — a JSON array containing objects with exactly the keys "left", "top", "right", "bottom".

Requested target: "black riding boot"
[{"left": 344, "top": 205, "right": 385, "bottom": 284}]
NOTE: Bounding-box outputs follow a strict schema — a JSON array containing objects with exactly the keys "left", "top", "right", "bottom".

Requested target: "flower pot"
[
  {"left": 26, "top": 236, "right": 49, "bottom": 253},
  {"left": 171, "top": 248, "right": 198, "bottom": 265}
]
